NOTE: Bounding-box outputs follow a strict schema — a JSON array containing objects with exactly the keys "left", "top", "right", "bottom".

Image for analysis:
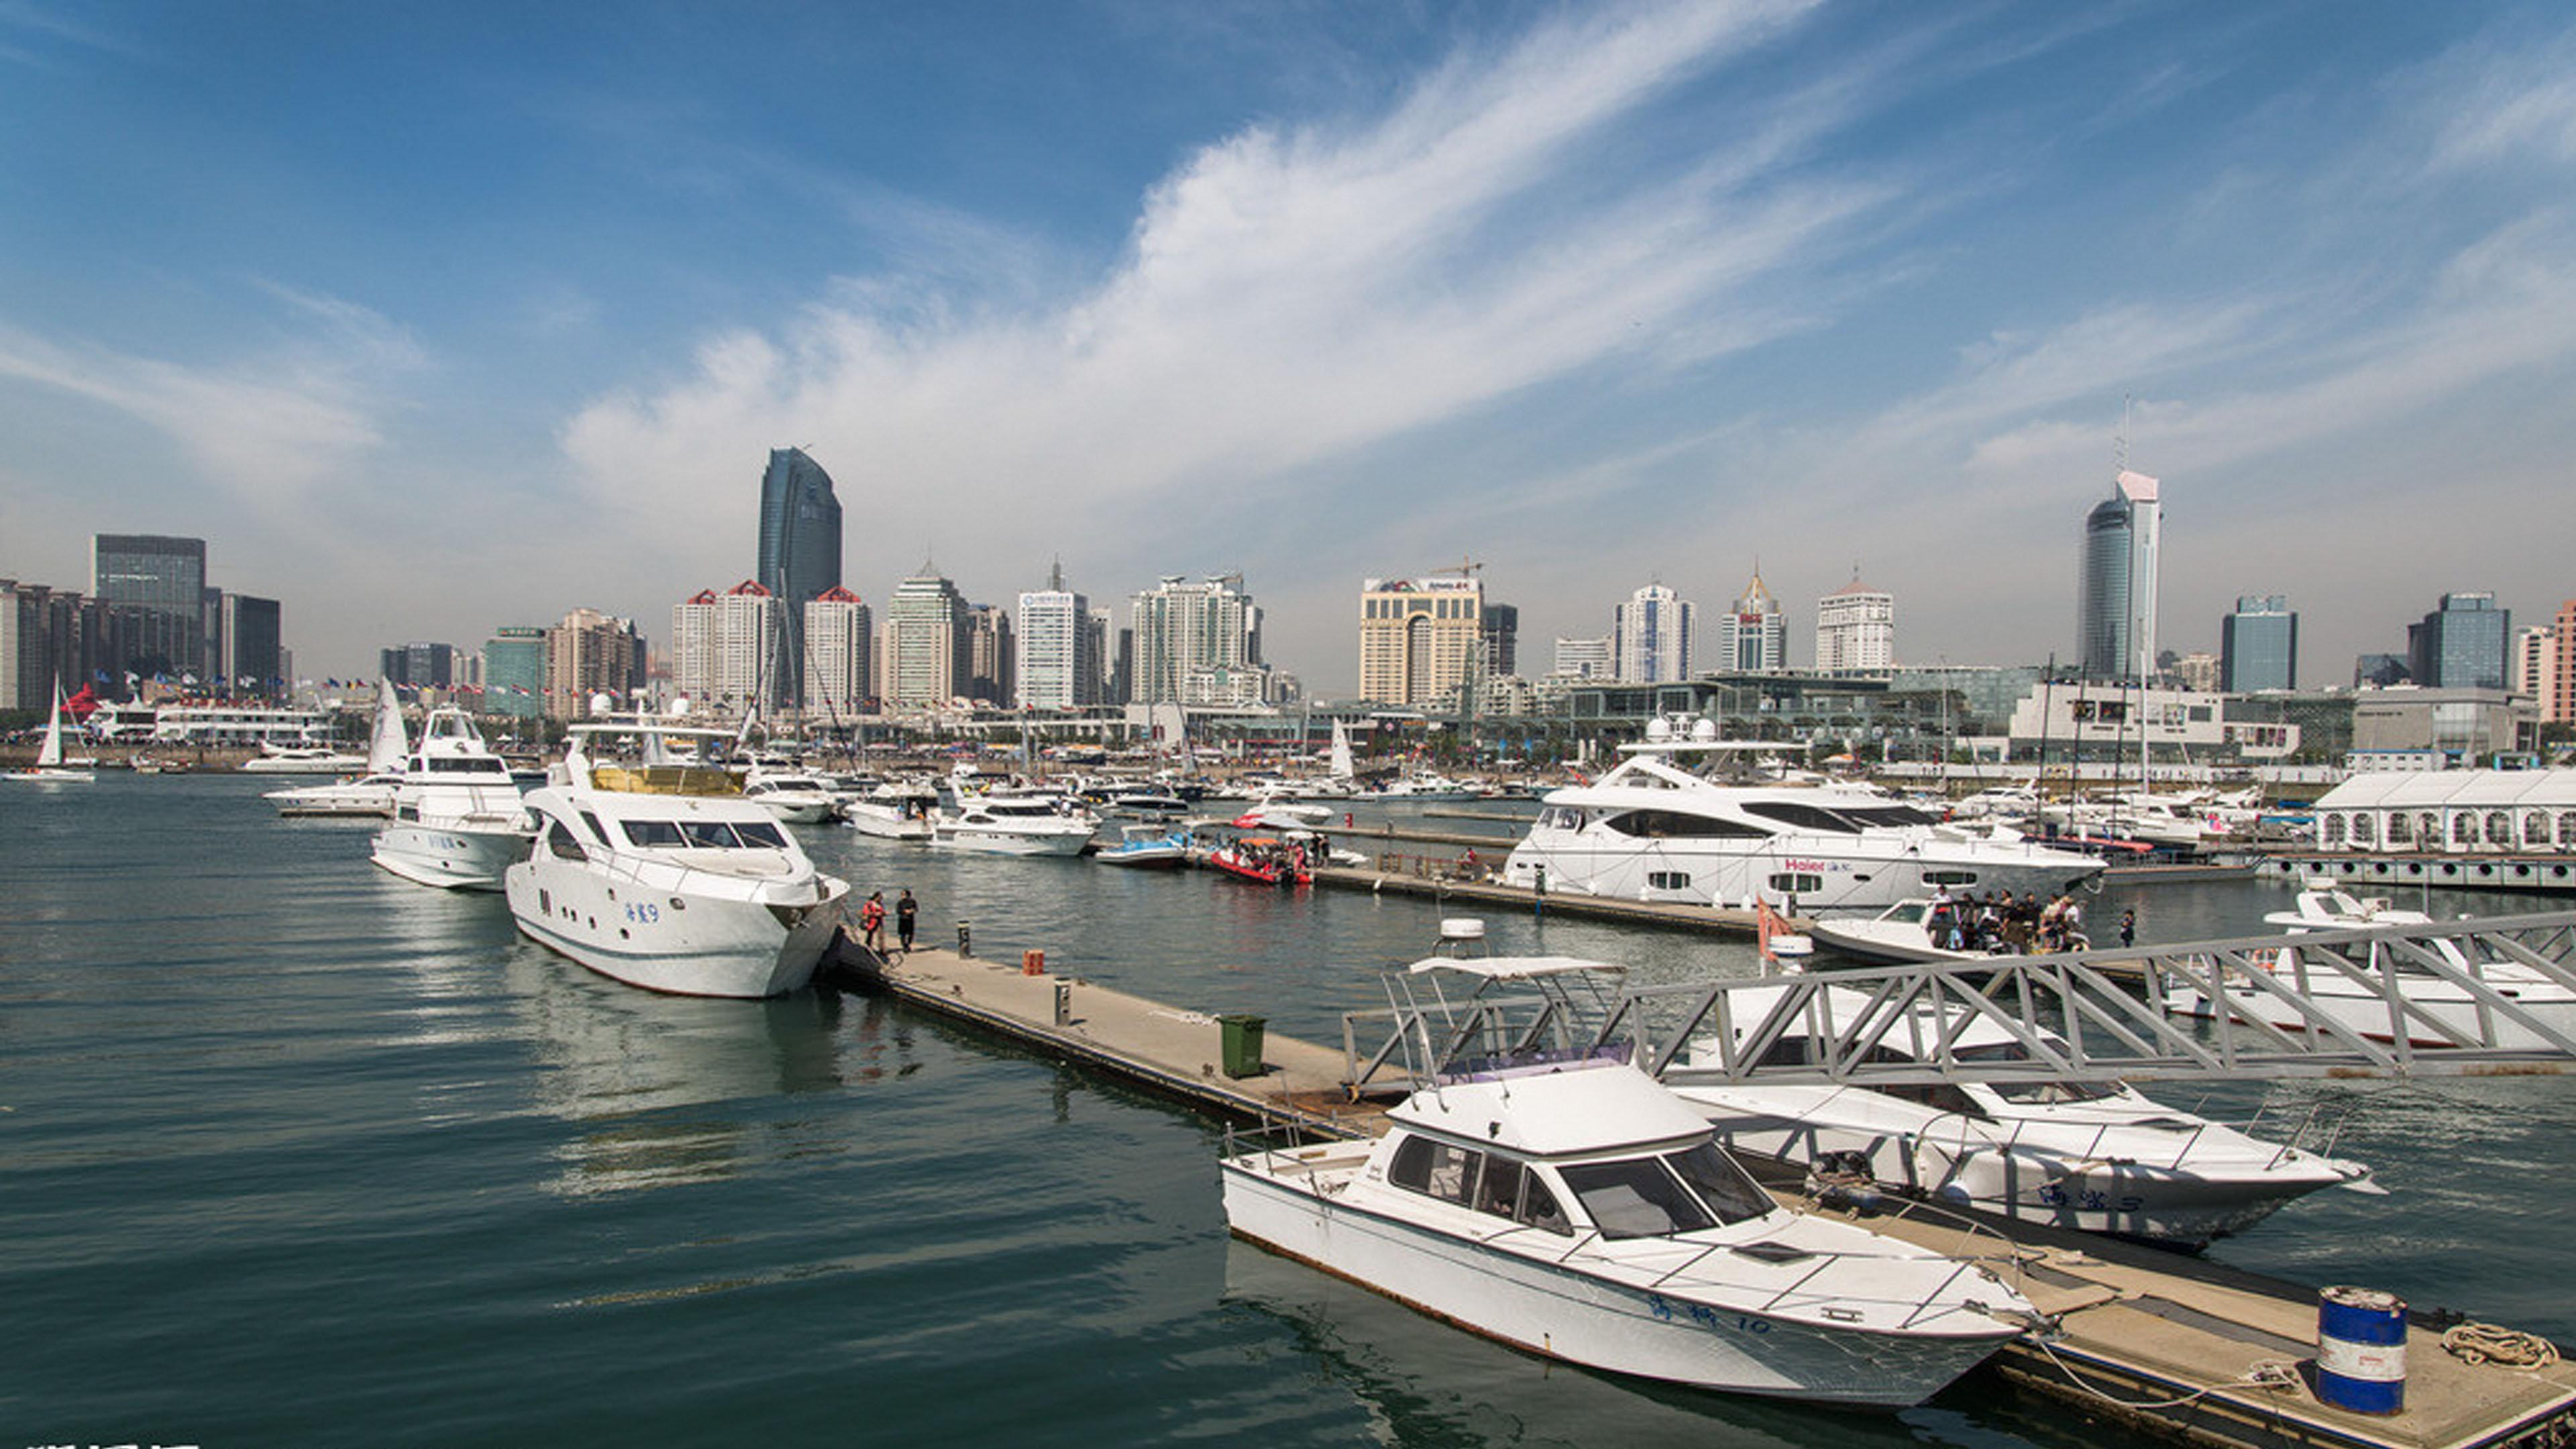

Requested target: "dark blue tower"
[{"left": 756, "top": 447, "right": 843, "bottom": 709}]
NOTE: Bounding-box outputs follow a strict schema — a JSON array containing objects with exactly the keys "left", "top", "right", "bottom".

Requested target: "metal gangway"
[{"left": 1340, "top": 911, "right": 2576, "bottom": 1093}]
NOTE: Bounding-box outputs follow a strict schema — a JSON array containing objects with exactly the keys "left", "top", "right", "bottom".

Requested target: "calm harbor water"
[{"left": 4, "top": 774, "right": 2569, "bottom": 1448}]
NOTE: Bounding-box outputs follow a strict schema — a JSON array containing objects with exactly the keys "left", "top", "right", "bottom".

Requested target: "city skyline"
[{"left": 5, "top": 3, "right": 2576, "bottom": 686}]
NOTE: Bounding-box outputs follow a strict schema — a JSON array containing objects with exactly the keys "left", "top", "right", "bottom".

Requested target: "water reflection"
[{"left": 504, "top": 946, "right": 849, "bottom": 1197}]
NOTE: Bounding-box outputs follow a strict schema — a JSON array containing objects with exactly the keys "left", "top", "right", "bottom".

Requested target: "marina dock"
[{"left": 828, "top": 929, "right": 2576, "bottom": 1449}]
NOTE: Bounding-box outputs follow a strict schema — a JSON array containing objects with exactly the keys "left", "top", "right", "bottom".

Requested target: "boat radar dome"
[
  {"left": 589, "top": 691, "right": 618, "bottom": 716},
  {"left": 1690, "top": 718, "right": 1720, "bottom": 743},
  {"left": 668, "top": 695, "right": 692, "bottom": 718},
  {"left": 1644, "top": 717, "right": 1675, "bottom": 743},
  {"left": 1438, "top": 918, "right": 1487, "bottom": 943}
]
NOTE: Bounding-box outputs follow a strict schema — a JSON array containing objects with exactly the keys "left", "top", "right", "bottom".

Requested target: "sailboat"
[
  {"left": 264, "top": 680, "right": 409, "bottom": 816},
  {"left": 5, "top": 680, "right": 96, "bottom": 782}
]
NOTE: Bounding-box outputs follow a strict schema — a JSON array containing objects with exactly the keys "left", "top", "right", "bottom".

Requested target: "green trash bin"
[{"left": 1217, "top": 1013, "right": 1267, "bottom": 1078}]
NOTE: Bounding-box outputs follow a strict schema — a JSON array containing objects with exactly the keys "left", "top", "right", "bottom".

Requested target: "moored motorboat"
[
  {"left": 1503, "top": 716, "right": 2102, "bottom": 911},
  {"left": 2162, "top": 883, "right": 2576, "bottom": 1050},
  {"left": 1206, "top": 834, "right": 1312, "bottom": 885},
  {"left": 1221, "top": 1056, "right": 2033, "bottom": 1405},
  {"left": 841, "top": 782, "right": 937, "bottom": 839},
  {"left": 1095, "top": 823, "right": 1191, "bottom": 868},
  {"left": 741, "top": 765, "right": 838, "bottom": 824},
  {"left": 1671, "top": 979, "right": 2378, "bottom": 1248},
  {"left": 266, "top": 680, "right": 406, "bottom": 816},
  {"left": 370, "top": 706, "right": 532, "bottom": 890},
  {"left": 929, "top": 792, "right": 1097, "bottom": 856},
  {"left": 503, "top": 720, "right": 850, "bottom": 998}
]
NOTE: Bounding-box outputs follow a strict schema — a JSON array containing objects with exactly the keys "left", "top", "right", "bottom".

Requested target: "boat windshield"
[
  {"left": 622, "top": 818, "right": 794, "bottom": 850},
  {"left": 1953, "top": 1042, "right": 2121, "bottom": 1104},
  {"left": 1558, "top": 1146, "right": 1769, "bottom": 1240}
]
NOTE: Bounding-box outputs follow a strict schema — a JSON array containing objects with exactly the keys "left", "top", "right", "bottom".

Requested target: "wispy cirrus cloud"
[{"left": 558, "top": 0, "right": 1877, "bottom": 593}]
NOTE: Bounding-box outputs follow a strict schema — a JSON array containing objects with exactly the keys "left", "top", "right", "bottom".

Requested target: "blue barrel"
[{"left": 2316, "top": 1285, "right": 2407, "bottom": 1415}]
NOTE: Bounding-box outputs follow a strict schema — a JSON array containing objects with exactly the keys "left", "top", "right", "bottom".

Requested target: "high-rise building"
[
  {"left": 545, "top": 608, "right": 645, "bottom": 720},
  {"left": 1611, "top": 582, "right": 1694, "bottom": 682},
  {"left": 2077, "top": 470, "right": 2161, "bottom": 682},
  {"left": 2543, "top": 600, "right": 2576, "bottom": 726},
  {"left": 1552, "top": 635, "right": 1611, "bottom": 680},
  {"left": 755, "top": 447, "right": 844, "bottom": 708},
  {"left": 93, "top": 533, "right": 207, "bottom": 682},
  {"left": 1358, "top": 574, "right": 1483, "bottom": 705},
  {"left": 1813, "top": 577, "right": 1894, "bottom": 675},
  {"left": 1713, "top": 572, "right": 1785, "bottom": 674},
  {"left": 879, "top": 566, "right": 970, "bottom": 708},
  {"left": 804, "top": 588, "right": 871, "bottom": 714},
  {"left": 1016, "top": 565, "right": 1097, "bottom": 710},
  {"left": 2221, "top": 594, "right": 2300, "bottom": 692},
  {"left": 220, "top": 594, "right": 281, "bottom": 697},
  {"left": 381, "top": 642, "right": 460, "bottom": 690},
  {"left": 1481, "top": 602, "right": 1519, "bottom": 678},
  {"left": 2407, "top": 592, "right": 2510, "bottom": 690},
  {"left": 966, "top": 604, "right": 1012, "bottom": 705},
  {"left": 1105, "top": 617, "right": 1133, "bottom": 706},
  {"left": 2354, "top": 653, "right": 2411, "bottom": 688},
  {"left": 672, "top": 581, "right": 782, "bottom": 711},
  {"left": 1134, "top": 574, "right": 1261, "bottom": 705},
  {"left": 483, "top": 627, "right": 547, "bottom": 719}
]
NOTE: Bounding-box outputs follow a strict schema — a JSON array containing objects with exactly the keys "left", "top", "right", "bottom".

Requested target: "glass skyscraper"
[
  {"left": 2077, "top": 472, "right": 2160, "bottom": 682},
  {"left": 93, "top": 533, "right": 207, "bottom": 682},
  {"left": 755, "top": 447, "right": 843, "bottom": 707},
  {"left": 2408, "top": 592, "right": 2510, "bottom": 690},
  {"left": 2220, "top": 595, "right": 2298, "bottom": 692}
]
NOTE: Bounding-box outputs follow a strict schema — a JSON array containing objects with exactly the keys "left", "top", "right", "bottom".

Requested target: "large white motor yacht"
[
  {"left": 1222, "top": 1057, "right": 2033, "bottom": 1406},
  {"left": 1503, "top": 718, "right": 2103, "bottom": 912},
  {"left": 841, "top": 781, "right": 938, "bottom": 839},
  {"left": 930, "top": 792, "right": 1098, "bottom": 856},
  {"left": 739, "top": 765, "right": 838, "bottom": 824},
  {"left": 370, "top": 706, "right": 533, "bottom": 890},
  {"left": 1672, "top": 981, "right": 2377, "bottom": 1249},
  {"left": 504, "top": 721, "right": 851, "bottom": 998}
]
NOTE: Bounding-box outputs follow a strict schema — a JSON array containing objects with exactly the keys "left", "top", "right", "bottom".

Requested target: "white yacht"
[
  {"left": 1672, "top": 981, "right": 2377, "bottom": 1248},
  {"left": 504, "top": 721, "right": 851, "bottom": 998},
  {"left": 1222, "top": 1057, "right": 2033, "bottom": 1405},
  {"left": 1503, "top": 718, "right": 2103, "bottom": 912},
  {"left": 740, "top": 765, "right": 838, "bottom": 824},
  {"left": 930, "top": 792, "right": 1099, "bottom": 856},
  {"left": 4, "top": 680, "right": 95, "bottom": 783},
  {"left": 841, "top": 780, "right": 937, "bottom": 840},
  {"left": 2163, "top": 883, "right": 2576, "bottom": 1050},
  {"left": 370, "top": 706, "right": 532, "bottom": 890},
  {"left": 239, "top": 743, "right": 370, "bottom": 774},
  {"left": 264, "top": 681, "right": 406, "bottom": 816}
]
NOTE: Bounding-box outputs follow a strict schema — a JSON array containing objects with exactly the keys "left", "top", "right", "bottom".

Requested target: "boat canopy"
[
  {"left": 1388, "top": 1063, "right": 1715, "bottom": 1157},
  {"left": 2315, "top": 769, "right": 2576, "bottom": 812}
]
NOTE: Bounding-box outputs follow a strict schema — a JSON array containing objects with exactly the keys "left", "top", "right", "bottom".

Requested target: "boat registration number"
[
  {"left": 1649, "top": 1294, "right": 1768, "bottom": 1334},
  {"left": 624, "top": 902, "right": 662, "bottom": 926}
]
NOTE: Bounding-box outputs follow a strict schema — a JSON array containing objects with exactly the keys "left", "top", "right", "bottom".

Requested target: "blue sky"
[{"left": 4, "top": 0, "right": 2573, "bottom": 690}]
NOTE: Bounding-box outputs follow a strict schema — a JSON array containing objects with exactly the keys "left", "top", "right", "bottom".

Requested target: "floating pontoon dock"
[{"left": 826, "top": 930, "right": 2576, "bottom": 1449}]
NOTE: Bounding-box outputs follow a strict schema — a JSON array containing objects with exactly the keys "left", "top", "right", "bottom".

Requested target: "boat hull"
[
  {"left": 930, "top": 827, "right": 1093, "bottom": 856},
  {"left": 372, "top": 822, "right": 531, "bottom": 891},
  {"left": 1505, "top": 838, "right": 2098, "bottom": 912},
  {"left": 503, "top": 861, "right": 846, "bottom": 998},
  {"left": 1689, "top": 1098, "right": 2343, "bottom": 1248},
  {"left": 843, "top": 810, "right": 932, "bottom": 840},
  {"left": 1220, "top": 1167, "right": 2006, "bottom": 1406}
]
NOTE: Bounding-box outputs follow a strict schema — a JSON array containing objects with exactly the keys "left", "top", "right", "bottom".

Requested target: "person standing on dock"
[
  {"left": 861, "top": 891, "right": 886, "bottom": 953},
  {"left": 2120, "top": 908, "right": 2136, "bottom": 948},
  {"left": 896, "top": 889, "right": 917, "bottom": 955}
]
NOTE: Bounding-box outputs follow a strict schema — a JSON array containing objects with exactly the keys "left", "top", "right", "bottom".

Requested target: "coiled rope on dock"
[{"left": 2442, "top": 1322, "right": 2561, "bottom": 1368}]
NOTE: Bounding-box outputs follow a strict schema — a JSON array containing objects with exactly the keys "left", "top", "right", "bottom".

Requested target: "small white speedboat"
[
  {"left": 1094, "top": 824, "right": 1189, "bottom": 868},
  {"left": 1674, "top": 981, "right": 2378, "bottom": 1248},
  {"left": 1222, "top": 1057, "right": 2033, "bottom": 1406},
  {"left": 2163, "top": 883, "right": 2576, "bottom": 1051}
]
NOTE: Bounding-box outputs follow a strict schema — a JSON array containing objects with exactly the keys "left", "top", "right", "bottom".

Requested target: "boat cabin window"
[
  {"left": 1840, "top": 805, "right": 1941, "bottom": 828},
  {"left": 1923, "top": 869, "right": 1979, "bottom": 888},
  {"left": 1647, "top": 871, "right": 1692, "bottom": 891},
  {"left": 1662, "top": 1142, "right": 1772, "bottom": 1225},
  {"left": 1951, "top": 1043, "right": 2117, "bottom": 1104},
  {"left": 1743, "top": 802, "right": 1860, "bottom": 835},
  {"left": 1558, "top": 1157, "right": 1718, "bottom": 1239},
  {"left": 426, "top": 757, "right": 500, "bottom": 774},
  {"left": 621, "top": 820, "right": 688, "bottom": 847},
  {"left": 1540, "top": 807, "right": 1587, "bottom": 830},
  {"left": 544, "top": 822, "right": 588, "bottom": 862},
  {"left": 579, "top": 810, "right": 612, "bottom": 844},
  {"left": 1767, "top": 872, "right": 1824, "bottom": 895},
  {"left": 1877, "top": 1081, "right": 1986, "bottom": 1116},
  {"left": 1386, "top": 1136, "right": 1572, "bottom": 1235},
  {"left": 1601, "top": 809, "right": 1769, "bottom": 839}
]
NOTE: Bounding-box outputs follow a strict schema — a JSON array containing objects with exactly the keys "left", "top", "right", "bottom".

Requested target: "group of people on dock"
[
  {"left": 857, "top": 887, "right": 918, "bottom": 956},
  {"left": 1926, "top": 888, "right": 2108, "bottom": 956}
]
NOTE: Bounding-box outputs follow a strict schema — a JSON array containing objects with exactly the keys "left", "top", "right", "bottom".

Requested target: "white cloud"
[{"left": 558, "top": 1, "right": 1878, "bottom": 608}]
